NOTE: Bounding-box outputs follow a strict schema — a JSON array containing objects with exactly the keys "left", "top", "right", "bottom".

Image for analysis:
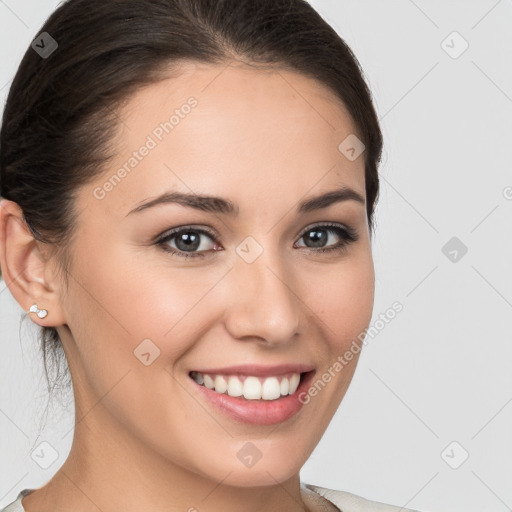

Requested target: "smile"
[
  {"left": 188, "top": 369, "right": 317, "bottom": 426},
  {"left": 189, "top": 371, "right": 301, "bottom": 400}
]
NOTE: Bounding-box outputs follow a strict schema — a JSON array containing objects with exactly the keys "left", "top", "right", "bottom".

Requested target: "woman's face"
[{"left": 54, "top": 60, "right": 375, "bottom": 487}]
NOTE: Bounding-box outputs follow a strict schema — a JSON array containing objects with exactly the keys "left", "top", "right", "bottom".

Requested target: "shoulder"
[
  {"left": 304, "top": 483, "right": 426, "bottom": 512},
  {"left": 0, "top": 489, "right": 32, "bottom": 512}
]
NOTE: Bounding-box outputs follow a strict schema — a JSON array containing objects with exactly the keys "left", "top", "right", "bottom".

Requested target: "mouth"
[
  {"left": 187, "top": 369, "right": 316, "bottom": 426},
  {"left": 189, "top": 370, "right": 306, "bottom": 400}
]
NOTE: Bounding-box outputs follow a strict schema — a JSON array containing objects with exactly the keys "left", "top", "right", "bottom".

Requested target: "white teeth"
[
  {"left": 288, "top": 373, "right": 300, "bottom": 395},
  {"left": 214, "top": 375, "right": 227, "bottom": 394},
  {"left": 227, "top": 375, "right": 243, "bottom": 397},
  {"left": 203, "top": 374, "right": 215, "bottom": 389},
  {"left": 190, "top": 371, "right": 303, "bottom": 400},
  {"left": 261, "top": 377, "right": 281, "bottom": 400},
  {"left": 243, "top": 376, "right": 262, "bottom": 399},
  {"left": 280, "top": 377, "right": 289, "bottom": 395}
]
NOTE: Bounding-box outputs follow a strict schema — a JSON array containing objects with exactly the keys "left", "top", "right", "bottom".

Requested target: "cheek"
[
  {"left": 303, "top": 252, "right": 375, "bottom": 345},
  {"left": 296, "top": 256, "right": 374, "bottom": 414},
  {"left": 67, "top": 243, "right": 230, "bottom": 370},
  {"left": 62, "top": 250, "right": 224, "bottom": 443}
]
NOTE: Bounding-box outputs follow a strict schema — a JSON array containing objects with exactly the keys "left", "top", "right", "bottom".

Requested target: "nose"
[{"left": 223, "top": 251, "right": 301, "bottom": 347}]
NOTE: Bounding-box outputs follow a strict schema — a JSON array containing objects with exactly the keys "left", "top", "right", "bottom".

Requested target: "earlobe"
[{"left": 0, "top": 198, "right": 64, "bottom": 326}]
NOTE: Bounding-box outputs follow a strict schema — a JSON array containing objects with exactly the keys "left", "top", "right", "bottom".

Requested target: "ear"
[{"left": 0, "top": 198, "right": 67, "bottom": 327}]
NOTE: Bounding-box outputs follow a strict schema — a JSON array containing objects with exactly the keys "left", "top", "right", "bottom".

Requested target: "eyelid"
[
  {"left": 155, "top": 224, "right": 218, "bottom": 241},
  {"left": 296, "top": 221, "right": 354, "bottom": 238}
]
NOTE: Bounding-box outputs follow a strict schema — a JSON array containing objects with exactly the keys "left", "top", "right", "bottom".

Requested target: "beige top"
[{"left": 0, "top": 484, "right": 424, "bottom": 512}]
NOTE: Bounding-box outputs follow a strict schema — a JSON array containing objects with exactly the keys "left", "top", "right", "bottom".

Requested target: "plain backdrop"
[{"left": 1, "top": 1, "right": 511, "bottom": 511}]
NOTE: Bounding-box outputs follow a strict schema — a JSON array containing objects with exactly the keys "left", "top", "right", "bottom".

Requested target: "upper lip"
[{"left": 190, "top": 363, "right": 315, "bottom": 377}]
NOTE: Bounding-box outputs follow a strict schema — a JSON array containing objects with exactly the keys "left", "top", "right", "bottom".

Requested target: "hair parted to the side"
[{"left": 0, "top": 0, "right": 383, "bottom": 403}]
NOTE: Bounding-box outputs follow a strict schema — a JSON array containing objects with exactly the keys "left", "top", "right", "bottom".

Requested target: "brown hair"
[{"left": 0, "top": 0, "right": 383, "bottom": 399}]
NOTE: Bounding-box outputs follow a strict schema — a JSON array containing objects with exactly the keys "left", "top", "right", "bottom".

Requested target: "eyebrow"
[{"left": 126, "top": 186, "right": 365, "bottom": 217}]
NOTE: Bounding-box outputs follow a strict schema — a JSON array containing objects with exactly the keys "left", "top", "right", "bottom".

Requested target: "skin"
[{"left": 0, "top": 60, "right": 375, "bottom": 512}]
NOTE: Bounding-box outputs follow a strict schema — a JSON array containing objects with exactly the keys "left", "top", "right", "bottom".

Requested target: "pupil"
[
  {"left": 177, "top": 232, "right": 200, "bottom": 251},
  {"left": 307, "top": 229, "right": 327, "bottom": 247}
]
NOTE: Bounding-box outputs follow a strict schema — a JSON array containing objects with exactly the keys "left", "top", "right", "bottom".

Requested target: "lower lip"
[{"left": 189, "top": 371, "right": 316, "bottom": 426}]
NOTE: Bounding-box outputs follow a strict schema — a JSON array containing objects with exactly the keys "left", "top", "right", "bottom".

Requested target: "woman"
[{"left": 0, "top": 0, "right": 426, "bottom": 511}]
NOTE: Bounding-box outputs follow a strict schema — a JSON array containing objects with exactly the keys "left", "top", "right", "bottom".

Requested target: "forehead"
[{"left": 84, "top": 60, "right": 366, "bottom": 216}]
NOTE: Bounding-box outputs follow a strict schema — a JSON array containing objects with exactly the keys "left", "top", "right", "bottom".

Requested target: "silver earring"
[{"left": 29, "top": 304, "right": 48, "bottom": 319}]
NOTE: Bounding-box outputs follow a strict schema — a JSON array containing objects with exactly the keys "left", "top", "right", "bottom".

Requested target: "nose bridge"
[{"left": 224, "top": 242, "right": 301, "bottom": 344}]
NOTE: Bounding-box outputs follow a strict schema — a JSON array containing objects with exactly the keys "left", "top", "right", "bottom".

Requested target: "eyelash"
[{"left": 155, "top": 223, "right": 359, "bottom": 260}]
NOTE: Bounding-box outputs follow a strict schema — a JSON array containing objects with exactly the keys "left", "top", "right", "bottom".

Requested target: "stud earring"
[{"left": 29, "top": 304, "right": 48, "bottom": 319}]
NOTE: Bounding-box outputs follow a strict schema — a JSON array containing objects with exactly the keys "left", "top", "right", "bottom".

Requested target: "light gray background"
[{"left": 1, "top": 1, "right": 511, "bottom": 511}]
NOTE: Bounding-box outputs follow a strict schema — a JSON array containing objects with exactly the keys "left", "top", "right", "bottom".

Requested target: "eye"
[
  {"left": 295, "top": 223, "right": 358, "bottom": 254},
  {"left": 156, "top": 226, "right": 218, "bottom": 259}
]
